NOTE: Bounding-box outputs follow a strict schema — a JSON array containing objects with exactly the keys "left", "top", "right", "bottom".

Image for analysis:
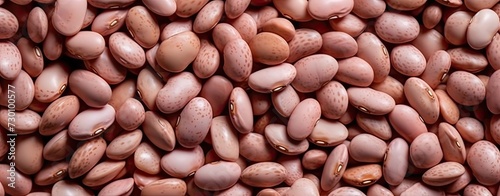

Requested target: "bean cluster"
[{"left": 0, "top": 0, "right": 500, "bottom": 195}]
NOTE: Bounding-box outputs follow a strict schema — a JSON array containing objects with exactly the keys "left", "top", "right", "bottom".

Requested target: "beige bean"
[
  {"left": 0, "top": 41, "right": 22, "bottom": 80},
  {"left": 229, "top": 87, "right": 254, "bottom": 134},
  {"left": 194, "top": 161, "right": 241, "bottom": 191},
  {"left": 156, "top": 72, "right": 202, "bottom": 114},
  {"left": 98, "top": 178, "right": 135, "bottom": 196},
  {"left": 463, "top": 184, "right": 494, "bottom": 196},
  {"left": 487, "top": 70, "right": 500, "bottom": 114},
  {"left": 355, "top": 32, "right": 390, "bottom": 83},
  {"left": 52, "top": 0, "right": 87, "bottom": 36},
  {"left": 65, "top": 31, "right": 105, "bottom": 60},
  {"left": 106, "top": 129, "right": 142, "bottom": 160},
  {"left": 82, "top": 160, "right": 126, "bottom": 187},
  {"left": 286, "top": 28, "right": 322, "bottom": 63},
  {"left": 90, "top": 9, "right": 128, "bottom": 36},
  {"left": 292, "top": 54, "right": 338, "bottom": 93},
  {"left": 438, "top": 122, "right": 466, "bottom": 163},
  {"left": 374, "top": 12, "right": 419, "bottom": 43},
  {"left": 42, "top": 129, "right": 75, "bottom": 161},
  {"left": 244, "top": 5, "right": 279, "bottom": 29},
  {"left": 389, "top": 104, "right": 428, "bottom": 142},
  {"left": 143, "top": 0, "right": 176, "bottom": 16},
  {"left": 34, "top": 161, "right": 68, "bottom": 186},
  {"left": 109, "top": 32, "right": 146, "bottom": 69},
  {"left": 321, "top": 144, "right": 349, "bottom": 191},
  {"left": 336, "top": 57, "right": 374, "bottom": 87},
  {"left": 265, "top": 123, "right": 309, "bottom": 155},
  {"left": 210, "top": 116, "right": 239, "bottom": 161},
  {"left": 126, "top": 5, "right": 160, "bottom": 48},
  {"left": 68, "top": 137, "right": 107, "bottom": 178},
  {"left": 391, "top": 44, "right": 426, "bottom": 76},
  {"left": 142, "top": 111, "right": 176, "bottom": 151},
  {"left": 16, "top": 38, "right": 43, "bottom": 77},
  {"left": 455, "top": 117, "right": 484, "bottom": 143},
  {"left": 229, "top": 13, "right": 258, "bottom": 43},
  {"left": 241, "top": 162, "right": 287, "bottom": 187},
  {"left": 161, "top": 145, "right": 204, "bottom": 178},
  {"left": 273, "top": 0, "right": 312, "bottom": 22},
  {"left": 141, "top": 178, "right": 187, "bottom": 196},
  {"left": 410, "top": 132, "right": 443, "bottom": 169},
  {"left": 446, "top": 71, "right": 486, "bottom": 106},
  {"left": 444, "top": 11, "right": 473, "bottom": 45},
  {"left": 239, "top": 132, "right": 277, "bottom": 162},
  {"left": 347, "top": 87, "right": 395, "bottom": 115},
  {"left": 370, "top": 76, "right": 405, "bottom": 104}
]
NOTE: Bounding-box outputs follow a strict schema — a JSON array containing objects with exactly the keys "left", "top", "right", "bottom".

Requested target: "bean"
[
  {"left": 241, "top": 162, "right": 287, "bottom": 188},
  {"left": 68, "top": 137, "right": 107, "bottom": 178},
  {"left": 106, "top": 129, "right": 142, "bottom": 160},
  {"left": 210, "top": 116, "right": 239, "bottom": 161},
  {"left": 309, "top": 118, "right": 348, "bottom": 147},
  {"left": 307, "top": 0, "right": 354, "bottom": 20},
  {"left": 160, "top": 145, "right": 205, "bottom": 178},
  {"left": 374, "top": 12, "right": 419, "bottom": 44},
  {"left": 52, "top": 0, "right": 87, "bottom": 36},
  {"left": 156, "top": 31, "right": 200, "bottom": 73}
]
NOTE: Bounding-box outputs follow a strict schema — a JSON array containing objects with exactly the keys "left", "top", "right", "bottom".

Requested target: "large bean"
[
  {"left": 106, "top": 129, "right": 142, "bottom": 160},
  {"left": 194, "top": 161, "right": 241, "bottom": 191},
  {"left": 249, "top": 32, "right": 289, "bottom": 65},
  {"left": 374, "top": 12, "right": 419, "bottom": 43},
  {"left": 307, "top": 0, "right": 354, "bottom": 20},
  {"left": 223, "top": 38, "right": 253, "bottom": 82},
  {"left": 142, "top": 111, "right": 176, "bottom": 151},
  {"left": 109, "top": 32, "right": 146, "bottom": 69},
  {"left": 446, "top": 71, "right": 486, "bottom": 106},
  {"left": 156, "top": 72, "right": 202, "bottom": 114},
  {"left": 16, "top": 38, "right": 43, "bottom": 77},
  {"left": 39, "top": 95, "right": 79, "bottom": 136},
  {"left": 336, "top": 57, "right": 374, "bottom": 87},
  {"left": 292, "top": 54, "right": 338, "bottom": 93},
  {"left": 52, "top": 0, "right": 87, "bottom": 36},
  {"left": 389, "top": 104, "right": 428, "bottom": 142},
  {"left": 239, "top": 132, "right": 277, "bottom": 162},
  {"left": 69, "top": 69, "right": 112, "bottom": 108},
  {"left": 176, "top": 97, "right": 213, "bottom": 148},
  {"left": 68, "top": 137, "right": 107, "bottom": 178},
  {"left": 286, "top": 29, "right": 322, "bottom": 63},
  {"left": 347, "top": 87, "right": 395, "bottom": 115},
  {"left": 271, "top": 85, "right": 300, "bottom": 117},
  {"left": 265, "top": 124, "right": 309, "bottom": 155},
  {"left": 321, "top": 144, "right": 348, "bottom": 191},
  {"left": 160, "top": 145, "right": 204, "bottom": 178},
  {"left": 210, "top": 116, "right": 239, "bottom": 161},
  {"left": 287, "top": 98, "right": 321, "bottom": 140},
  {"left": 68, "top": 104, "right": 115, "bottom": 140},
  {"left": 126, "top": 5, "right": 160, "bottom": 49},
  {"left": 249, "top": 63, "right": 296, "bottom": 93},
  {"left": 404, "top": 77, "right": 440, "bottom": 124},
  {"left": 410, "top": 132, "right": 443, "bottom": 169},
  {"left": 467, "top": 140, "right": 500, "bottom": 185},
  {"left": 156, "top": 31, "right": 200, "bottom": 73},
  {"left": 308, "top": 119, "right": 348, "bottom": 147}
]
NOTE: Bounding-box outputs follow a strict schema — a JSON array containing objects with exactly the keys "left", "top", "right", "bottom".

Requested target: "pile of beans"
[{"left": 1, "top": 0, "right": 500, "bottom": 195}]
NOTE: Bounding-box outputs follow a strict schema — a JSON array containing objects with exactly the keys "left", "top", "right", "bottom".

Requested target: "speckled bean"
[
  {"left": 156, "top": 72, "right": 202, "bottom": 114},
  {"left": 106, "top": 129, "right": 142, "bottom": 160},
  {"left": 68, "top": 137, "right": 107, "bottom": 178}
]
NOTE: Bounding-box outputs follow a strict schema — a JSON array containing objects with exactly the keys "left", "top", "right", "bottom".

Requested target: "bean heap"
[{"left": 0, "top": 0, "right": 500, "bottom": 195}]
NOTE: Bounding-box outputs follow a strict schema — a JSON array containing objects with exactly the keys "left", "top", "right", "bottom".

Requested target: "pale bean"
[
  {"left": 423, "top": 4, "right": 442, "bottom": 29},
  {"left": 26, "top": 7, "right": 47, "bottom": 43},
  {"left": 286, "top": 28, "right": 322, "bottom": 63},
  {"left": 16, "top": 134, "right": 43, "bottom": 175},
  {"left": 308, "top": 119, "right": 348, "bottom": 147},
  {"left": 464, "top": 0, "right": 499, "bottom": 12},
  {"left": 241, "top": 162, "right": 287, "bottom": 188},
  {"left": 410, "top": 132, "right": 443, "bottom": 169},
  {"left": 108, "top": 79, "right": 136, "bottom": 111},
  {"left": 65, "top": 31, "right": 105, "bottom": 60},
  {"left": 385, "top": 0, "right": 426, "bottom": 10},
  {"left": 328, "top": 187, "right": 366, "bottom": 196},
  {"left": 374, "top": 12, "right": 419, "bottom": 43},
  {"left": 404, "top": 77, "right": 440, "bottom": 124},
  {"left": 0, "top": 41, "right": 22, "bottom": 80},
  {"left": 367, "top": 184, "right": 394, "bottom": 196},
  {"left": 411, "top": 26, "right": 449, "bottom": 60},
  {"left": 52, "top": 0, "right": 87, "bottom": 36},
  {"left": 142, "top": 0, "right": 176, "bottom": 16},
  {"left": 370, "top": 76, "right": 406, "bottom": 104},
  {"left": 349, "top": 133, "right": 387, "bottom": 163},
  {"left": 91, "top": 9, "right": 128, "bottom": 36},
  {"left": 400, "top": 182, "right": 444, "bottom": 196},
  {"left": 109, "top": 32, "right": 146, "bottom": 69},
  {"left": 134, "top": 142, "right": 161, "bottom": 175},
  {"left": 176, "top": 0, "right": 208, "bottom": 17},
  {"left": 388, "top": 104, "right": 428, "bottom": 142},
  {"left": 487, "top": 33, "right": 500, "bottom": 70},
  {"left": 126, "top": 5, "right": 160, "bottom": 49},
  {"left": 229, "top": 87, "right": 254, "bottom": 134},
  {"left": 249, "top": 63, "right": 296, "bottom": 93},
  {"left": 194, "top": 161, "right": 241, "bottom": 191},
  {"left": 229, "top": 13, "right": 258, "bottom": 43},
  {"left": 210, "top": 116, "right": 239, "bottom": 161},
  {"left": 161, "top": 19, "right": 193, "bottom": 41},
  {"left": 176, "top": 97, "right": 212, "bottom": 148},
  {"left": 51, "top": 180, "right": 92, "bottom": 196},
  {"left": 446, "top": 71, "right": 486, "bottom": 106},
  {"left": 1, "top": 70, "right": 34, "bottom": 110},
  {"left": 321, "top": 31, "right": 358, "bottom": 59},
  {"left": 156, "top": 72, "right": 202, "bottom": 114},
  {"left": 264, "top": 124, "right": 309, "bottom": 155},
  {"left": 287, "top": 98, "right": 321, "bottom": 140},
  {"left": 82, "top": 160, "right": 126, "bottom": 187},
  {"left": 347, "top": 87, "right": 395, "bottom": 115},
  {"left": 141, "top": 178, "right": 187, "bottom": 196},
  {"left": 223, "top": 38, "right": 253, "bottom": 82},
  {"left": 142, "top": 111, "right": 176, "bottom": 151},
  {"left": 284, "top": 178, "right": 319, "bottom": 196},
  {"left": 320, "top": 144, "right": 349, "bottom": 191},
  {"left": 422, "top": 162, "right": 465, "bottom": 186},
  {"left": 160, "top": 145, "right": 205, "bottom": 178},
  {"left": 225, "top": 0, "right": 251, "bottom": 19},
  {"left": 336, "top": 57, "right": 375, "bottom": 87},
  {"left": 315, "top": 81, "right": 349, "bottom": 120},
  {"left": 244, "top": 5, "right": 279, "bottom": 28},
  {"left": 214, "top": 182, "right": 253, "bottom": 196},
  {"left": 0, "top": 108, "right": 40, "bottom": 135},
  {"left": 0, "top": 8, "right": 18, "bottom": 39},
  {"left": 106, "top": 129, "right": 142, "bottom": 160},
  {"left": 136, "top": 66, "right": 162, "bottom": 111},
  {"left": 43, "top": 23, "right": 64, "bottom": 60},
  {"left": 192, "top": 39, "right": 220, "bottom": 79},
  {"left": 68, "top": 137, "right": 107, "bottom": 178},
  {"left": 212, "top": 23, "right": 242, "bottom": 51},
  {"left": 16, "top": 38, "right": 43, "bottom": 77}
]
